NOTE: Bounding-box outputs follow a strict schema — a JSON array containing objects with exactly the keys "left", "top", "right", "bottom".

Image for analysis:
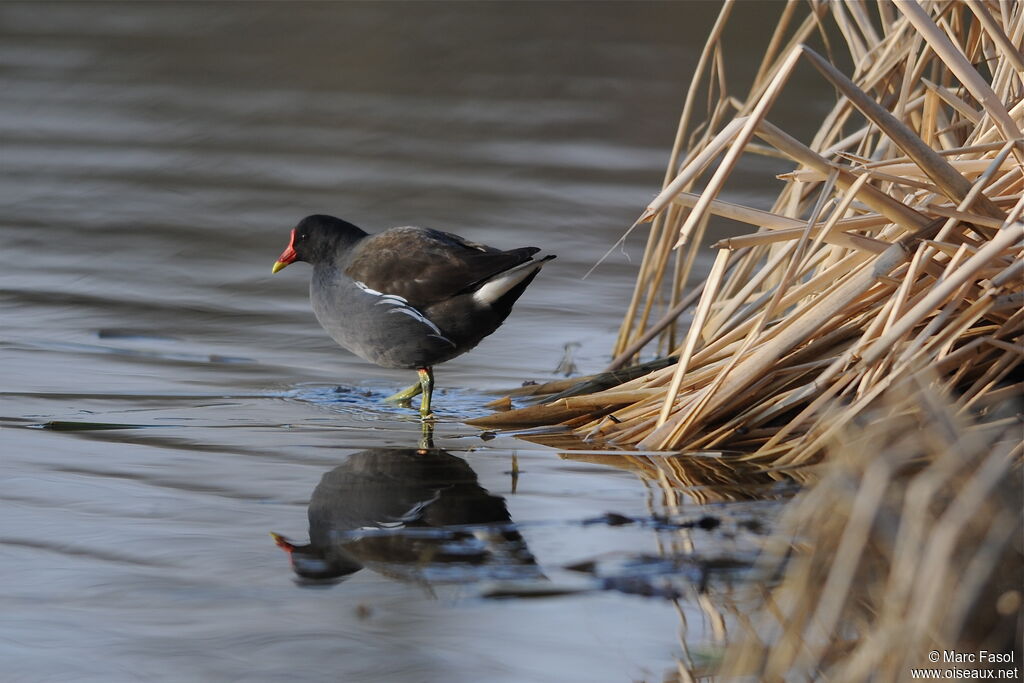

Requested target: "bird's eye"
[{"left": 299, "top": 234, "right": 308, "bottom": 240}]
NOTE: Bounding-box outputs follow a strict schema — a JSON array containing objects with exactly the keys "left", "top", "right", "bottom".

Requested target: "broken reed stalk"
[{"left": 471, "top": 0, "right": 1024, "bottom": 463}]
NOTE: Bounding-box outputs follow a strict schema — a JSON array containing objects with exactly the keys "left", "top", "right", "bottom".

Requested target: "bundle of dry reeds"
[
  {"left": 472, "top": 0, "right": 1024, "bottom": 460},
  {"left": 719, "top": 377, "right": 1022, "bottom": 680}
]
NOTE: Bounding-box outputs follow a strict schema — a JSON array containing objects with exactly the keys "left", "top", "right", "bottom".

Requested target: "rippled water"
[{"left": 0, "top": 3, "right": 818, "bottom": 681}]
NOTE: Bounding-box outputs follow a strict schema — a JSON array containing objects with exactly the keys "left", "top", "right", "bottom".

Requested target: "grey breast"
[{"left": 310, "top": 264, "right": 460, "bottom": 370}]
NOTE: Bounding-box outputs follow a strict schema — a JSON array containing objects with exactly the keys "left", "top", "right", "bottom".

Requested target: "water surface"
[{"left": 0, "top": 3, "right": 813, "bottom": 681}]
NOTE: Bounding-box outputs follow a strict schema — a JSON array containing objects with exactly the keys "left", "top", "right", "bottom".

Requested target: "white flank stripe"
[
  {"left": 387, "top": 306, "right": 442, "bottom": 334},
  {"left": 354, "top": 280, "right": 384, "bottom": 296},
  {"left": 356, "top": 280, "right": 410, "bottom": 306},
  {"left": 429, "top": 333, "right": 457, "bottom": 348},
  {"left": 355, "top": 280, "right": 455, "bottom": 346}
]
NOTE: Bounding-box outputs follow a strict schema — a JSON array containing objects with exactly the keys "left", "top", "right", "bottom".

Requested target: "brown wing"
[{"left": 344, "top": 227, "right": 540, "bottom": 307}]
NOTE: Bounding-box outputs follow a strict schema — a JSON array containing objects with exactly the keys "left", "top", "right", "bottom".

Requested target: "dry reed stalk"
[
  {"left": 610, "top": 1, "right": 736, "bottom": 358},
  {"left": 719, "top": 380, "right": 1022, "bottom": 681},
  {"left": 474, "top": 0, "right": 1023, "bottom": 462}
]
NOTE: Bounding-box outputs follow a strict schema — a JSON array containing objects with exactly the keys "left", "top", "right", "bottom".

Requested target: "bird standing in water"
[{"left": 271, "top": 214, "right": 553, "bottom": 418}]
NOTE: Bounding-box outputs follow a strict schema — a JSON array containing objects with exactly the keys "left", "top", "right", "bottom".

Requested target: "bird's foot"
[{"left": 384, "top": 382, "right": 423, "bottom": 404}]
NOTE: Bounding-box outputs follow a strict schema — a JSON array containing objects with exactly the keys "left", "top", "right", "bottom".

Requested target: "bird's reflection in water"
[{"left": 272, "top": 440, "right": 540, "bottom": 588}]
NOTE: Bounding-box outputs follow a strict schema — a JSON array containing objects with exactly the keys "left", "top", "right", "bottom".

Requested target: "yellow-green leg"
[
  {"left": 418, "top": 367, "right": 434, "bottom": 419},
  {"left": 384, "top": 381, "right": 422, "bottom": 404}
]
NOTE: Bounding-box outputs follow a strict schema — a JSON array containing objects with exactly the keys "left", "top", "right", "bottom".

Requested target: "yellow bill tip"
[{"left": 271, "top": 261, "right": 288, "bottom": 274}]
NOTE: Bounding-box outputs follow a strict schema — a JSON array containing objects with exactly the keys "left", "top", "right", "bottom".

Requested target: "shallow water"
[{"left": 1, "top": 3, "right": 819, "bottom": 681}]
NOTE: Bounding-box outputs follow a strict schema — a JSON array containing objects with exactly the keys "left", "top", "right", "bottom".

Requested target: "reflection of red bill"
[{"left": 269, "top": 531, "right": 294, "bottom": 554}]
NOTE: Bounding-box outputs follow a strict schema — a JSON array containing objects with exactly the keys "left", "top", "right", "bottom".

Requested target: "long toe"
[{"left": 384, "top": 382, "right": 423, "bottom": 404}]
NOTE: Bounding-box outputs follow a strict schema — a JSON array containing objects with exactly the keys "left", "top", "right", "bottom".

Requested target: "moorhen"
[
  {"left": 272, "top": 215, "right": 554, "bottom": 417},
  {"left": 270, "top": 446, "right": 540, "bottom": 585}
]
